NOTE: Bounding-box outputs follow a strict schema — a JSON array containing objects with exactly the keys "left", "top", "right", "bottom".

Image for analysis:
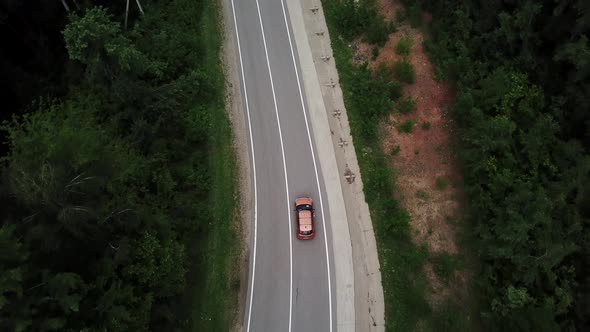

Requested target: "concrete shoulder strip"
[{"left": 285, "top": 0, "right": 355, "bottom": 331}]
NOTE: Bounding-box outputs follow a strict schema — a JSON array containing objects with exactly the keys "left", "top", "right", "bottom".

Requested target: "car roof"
[
  {"left": 295, "top": 196, "right": 312, "bottom": 206},
  {"left": 298, "top": 209, "right": 312, "bottom": 225}
]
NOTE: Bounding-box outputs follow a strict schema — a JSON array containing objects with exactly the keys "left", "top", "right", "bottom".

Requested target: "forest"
[
  {"left": 0, "top": 0, "right": 236, "bottom": 331},
  {"left": 419, "top": 0, "right": 590, "bottom": 330}
]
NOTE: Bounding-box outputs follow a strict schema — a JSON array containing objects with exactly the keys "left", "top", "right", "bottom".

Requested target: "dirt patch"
[{"left": 352, "top": 0, "right": 466, "bottom": 305}]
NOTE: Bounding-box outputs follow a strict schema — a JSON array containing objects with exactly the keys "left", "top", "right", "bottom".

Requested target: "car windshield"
[
  {"left": 297, "top": 204, "right": 312, "bottom": 210},
  {"left": 300, "top": 230, "right": 312, "bottom": 235}
]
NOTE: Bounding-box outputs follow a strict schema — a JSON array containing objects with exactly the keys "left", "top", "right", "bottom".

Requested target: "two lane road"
[{"left": 229, "top": 0, "right": 336, "bottom": 330}]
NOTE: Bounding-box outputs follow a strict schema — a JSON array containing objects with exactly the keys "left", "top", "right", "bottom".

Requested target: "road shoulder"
[{"left": 219, "top": 0, "right": 253, "bottom": 330}]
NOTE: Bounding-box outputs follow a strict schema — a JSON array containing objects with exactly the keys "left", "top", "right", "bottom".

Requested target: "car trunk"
[{"left": 299, "top": 210, "right": 312, "bottom": 232}]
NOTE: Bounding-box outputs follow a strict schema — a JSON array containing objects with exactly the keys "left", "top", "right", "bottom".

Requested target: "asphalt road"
[{"left": 229, "top": 0, "right": 336, "bottom": 330}]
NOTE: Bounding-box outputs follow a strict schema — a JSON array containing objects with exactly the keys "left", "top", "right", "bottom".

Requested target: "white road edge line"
[
  {"left": 253, "top": 0, "right": 295, "bottom": 331},
  {"left": 229, "top": 2, "right": 258, "bottom": 331},
  {"left": 278, "top": 0, "right": 334, "bottom": 331}
]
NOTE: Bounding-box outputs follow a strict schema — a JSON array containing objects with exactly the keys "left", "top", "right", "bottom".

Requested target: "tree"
[{"left": 63, "top": 7, "right": 163, "bottom": 82}]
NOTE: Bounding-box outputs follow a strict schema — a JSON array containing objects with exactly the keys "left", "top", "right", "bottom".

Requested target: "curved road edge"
[{"left": 286, "top": 0, "right": 386, "bottom": 331}]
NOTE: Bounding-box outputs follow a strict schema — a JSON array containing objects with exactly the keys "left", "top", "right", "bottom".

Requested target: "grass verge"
[{"left": 180, "top": 0, "right": 240, "bottom": 330}]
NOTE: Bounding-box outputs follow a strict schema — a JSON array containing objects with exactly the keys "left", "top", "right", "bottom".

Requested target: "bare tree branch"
[
  {"left": 60, "top": 0, "right": 70, "bottom": 12},
  {"left": 135, "top": 0, "right": 145, "bottom": 16},
  {"left": 124, "top": 0, "right": 130, "bottom": 30},
  {"left": 102, "top": 208, "right": 133, "bottom": 224}
]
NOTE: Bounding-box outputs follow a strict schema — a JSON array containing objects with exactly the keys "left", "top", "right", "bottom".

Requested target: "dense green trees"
[
  {"left": 418, "top": 0, "right": 590, "bottom": 330},
  {"left": 330, "top": 0, "right": 394, "bottom": 46},
  {"left": 1, "top": 1, "right": 226, "bottom": 330}
]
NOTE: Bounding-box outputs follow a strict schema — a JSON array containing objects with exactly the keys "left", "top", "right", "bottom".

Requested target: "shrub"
[
  {"left": 395, "top": 36, "right": 413, "bottom": 56},
  {"left": 393, "top": 60, "right": 416, "bottom": 84},
  {"left": 421, "top": 121, "right": 431, "bottom": 129},
  {"left": 431, "top": 299, "right": 468, "bottom": 330},
  {"left": 395, "top": 3, "right": 422, "bottom": 28},
  {"left": 388, "top": 21, "right": 398, "bottom": 33},
  {"left": 395, "top": 8, "right": 406, "bottom": 23},
  {"left": 435, "top": 176, "right": 449, "bottom": 190},
  {"left": 373, "top": 62, "right": 391, "bottom": 79},
  {"left": 398, "top": 96, "right": 417, "bottom": 113},
  {"left": 432, "top": 253, "right": 462, "bottom": 281},
  {"left": 390, "top": 145, "right": 401, "bottom": 155},
  {"left": 388, "top": 80, "right": 403, "bottom": 100},
  {"left": 366, "top": 18, "right": 390, "bottom": 46},
  {"left": 397, "top": 119, "right": 414, "bottom": 133},
  {"left": 373, "top": 63, "right": 403, "bottom": 101},
  {"left": 406, "top": 3, "right": 423, "bottom": 28},
  {"left": 372, "top": 46, "right": 380, "bottom": 60},
  {"left": 416, "top": 190, "right": 429, "bottom": 200}
]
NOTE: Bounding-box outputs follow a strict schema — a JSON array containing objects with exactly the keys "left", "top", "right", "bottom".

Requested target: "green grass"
[
  {"left": 431, "top": 253, "right": 462, "bottom": 282},
  {"left": 397, "top": 120, "right": 415, "bottom": 133},
  {"left": 421, "top": 122, "right": 431, "bottom": 130},
  {"left": 395, "top": 36, "right": 413, "bottom": 56},
  {"left": 181, "top": 0, "right": 239, "bottom": 330}
]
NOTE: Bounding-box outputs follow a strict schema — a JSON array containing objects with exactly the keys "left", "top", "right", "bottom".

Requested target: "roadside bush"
[
  {"left": 395, "top": 8, "right": 407, "bottom": 23},
  {"left": 331, "top": 0, "right": 391, "bottom": 45},
  {"left": 366, "top": 18, "right": 390, "bottom": 46},
  {"left": 435, "top": 176, "right": 449, "bottom": 190},
  {"left": 373, "top": 63, "right": 403, "bottom": 102},
  {"left": 398, "top": 95, "right": 417, "bottom": 113},
  {"left": 372, "top": 46, "right": 380, "bottom": 60},
  {"left": 393, "top": 59, "right": 416, "bottom": 84},
  {"left": 388, "top": 80, "right": 403, "bottom": 100},
  {"left": 405, "top": 3, "right": 423, "bottom": 28},
  {"left": 399, "top": 1, "right": 423, "bottom": 28},
  {"left": 416, "top": 190, "right": 429, "bottom": 200},
  {"left": 388, "top": 21, "right": 398, "bottom": 33},
  {"left": 431, "top": 253, "right": 462, "bottom": 281},
  {"left": 395, "top": 36, "right": 413, "bottom": 56},
  {"left": 397, "top": 119, "right": 414, "bottom": 133},
  {"left": 430, "top": 299, "right": 468, "bottom": 331}
]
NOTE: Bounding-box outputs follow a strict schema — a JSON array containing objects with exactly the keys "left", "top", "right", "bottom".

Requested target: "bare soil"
[{"left": 352, "top": 0, "right": 467, "bottom": 305}]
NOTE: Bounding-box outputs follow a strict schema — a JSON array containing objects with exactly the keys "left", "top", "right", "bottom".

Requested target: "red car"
[{"left": 295, "top": 197, "right": 315, "bottom": 240}]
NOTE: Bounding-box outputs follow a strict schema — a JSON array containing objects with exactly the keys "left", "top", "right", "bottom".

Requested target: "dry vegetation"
[{"left": 351, "top": 0, "right": 466, "bottom": 305}]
